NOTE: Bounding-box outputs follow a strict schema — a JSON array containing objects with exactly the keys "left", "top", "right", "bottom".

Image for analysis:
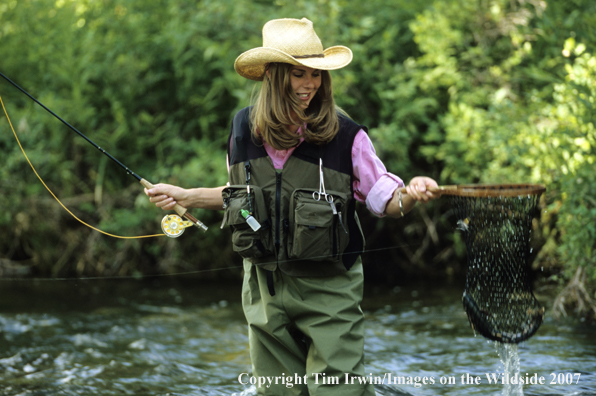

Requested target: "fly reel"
[{"left": 161, "top": 214, "right": 193, "bottom": 238}]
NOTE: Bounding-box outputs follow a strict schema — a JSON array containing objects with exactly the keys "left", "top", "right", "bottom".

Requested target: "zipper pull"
[
  {"left": 337, "top": 211, "right": 348, "bottom": 234},
  {"left": 220, "top": 210, "right": 228, "bottom": 229},
  {"left": 329, "top": 200, "right": 338, "bottom": 215},
  {"left": 220, "top": 193, "right": 230, "bottom": 229}
]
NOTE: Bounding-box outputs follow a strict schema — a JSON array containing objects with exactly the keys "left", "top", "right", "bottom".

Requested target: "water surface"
[{"left": 0, "top": 278, "right": 594, "bottom": 395}]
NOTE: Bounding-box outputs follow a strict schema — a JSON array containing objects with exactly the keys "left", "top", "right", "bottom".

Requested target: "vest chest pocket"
[
  {"left": 288, "top": 189, "right": 350, "bottom": 262},
  {"left": 222, "top": 185, "right": 273, "bottom": 259}
]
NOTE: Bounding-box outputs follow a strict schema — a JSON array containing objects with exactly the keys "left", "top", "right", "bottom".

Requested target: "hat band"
[{"left": 292, "top": 53, "right": 325, "bottom": 59}]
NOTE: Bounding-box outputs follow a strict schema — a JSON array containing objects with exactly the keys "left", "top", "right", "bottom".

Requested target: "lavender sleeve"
[{"left": 352, "top": 130, "right": 405, "bottom": 217}]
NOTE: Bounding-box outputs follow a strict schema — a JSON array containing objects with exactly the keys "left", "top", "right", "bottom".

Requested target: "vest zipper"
[{"left": 275, "top": 172, "right": 282, "bottom": 251}]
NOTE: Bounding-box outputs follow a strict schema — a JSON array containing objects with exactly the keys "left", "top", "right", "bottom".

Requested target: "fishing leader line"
[
  {"left": 0, "top": 242, "right": 423, "bottom": 282},
  {"left": 0, "top": 101, "right": 431, "bottom": 282},
  {"left": 0, "top": 75, "right": 437, "bottom": 282},
  {"left": 0, "top": 93, "right": 163, "bottom": 239}
]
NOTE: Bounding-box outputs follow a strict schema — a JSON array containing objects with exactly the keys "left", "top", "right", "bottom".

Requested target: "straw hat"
[{"left": 234, "top": 18, "right": 353, "bottom": 81}]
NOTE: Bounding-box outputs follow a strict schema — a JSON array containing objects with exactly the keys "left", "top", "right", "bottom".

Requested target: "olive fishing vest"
[{"left": 223, "top": 107, "right": 366, "bottom": 277}]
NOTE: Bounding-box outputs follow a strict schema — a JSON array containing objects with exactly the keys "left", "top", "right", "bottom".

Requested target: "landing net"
[{"left": 443, "top": 184, "right": 546, "bottom": 344}]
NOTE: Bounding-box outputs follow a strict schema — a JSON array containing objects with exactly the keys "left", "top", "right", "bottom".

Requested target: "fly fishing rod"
[{"left": 0, "top": 71, "right": 207, "bottom": 237}]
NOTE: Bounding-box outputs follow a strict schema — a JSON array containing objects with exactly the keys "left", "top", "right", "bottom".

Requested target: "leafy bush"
[{"left": 1, "top": 0, "right": 595, "bottom": 316}]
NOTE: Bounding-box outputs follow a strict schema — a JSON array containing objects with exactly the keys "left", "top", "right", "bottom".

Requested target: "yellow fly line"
[{"left": 1, "top": 94, "right": 165, "bottom": 239}]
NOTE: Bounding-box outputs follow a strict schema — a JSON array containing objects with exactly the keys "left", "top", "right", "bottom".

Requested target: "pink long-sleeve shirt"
[{"left": 263, "top": 129, "right": 404, "bottom": 217}]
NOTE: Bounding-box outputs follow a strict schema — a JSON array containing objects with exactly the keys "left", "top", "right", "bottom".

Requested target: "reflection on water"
[{"left": 0, "top": 278, "right": 595, "bottom": 395}]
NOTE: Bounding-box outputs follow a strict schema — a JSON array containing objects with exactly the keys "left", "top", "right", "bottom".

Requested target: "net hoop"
[{"left": 436, "top": 184, "right": 546, "bottom": 198}]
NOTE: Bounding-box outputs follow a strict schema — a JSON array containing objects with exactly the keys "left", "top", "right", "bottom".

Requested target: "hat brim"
[{"left": 234, "top": 46, "right": 352, "bottom": 81}]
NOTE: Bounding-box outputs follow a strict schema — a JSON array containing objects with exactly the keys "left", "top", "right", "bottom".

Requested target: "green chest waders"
[{"left": 225, "top": 107, "right": 374, "bottom": 395}]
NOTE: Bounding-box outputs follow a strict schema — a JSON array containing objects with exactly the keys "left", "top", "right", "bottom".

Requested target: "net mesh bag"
[{"left": 443, "top": 184, "right": 546, "bottom": 344}]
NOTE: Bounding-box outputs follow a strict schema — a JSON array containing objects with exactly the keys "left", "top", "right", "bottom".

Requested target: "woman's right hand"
[
  {"left": 145, "top": 183, "right": 187, "bottom": 211},
  {"left": 145, "top": 184, "right": 226, "bottom": 211}
]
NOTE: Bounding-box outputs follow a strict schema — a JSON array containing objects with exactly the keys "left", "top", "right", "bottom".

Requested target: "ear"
[{"left": 265, "top": 63, "right": 271, "bottom": 78}]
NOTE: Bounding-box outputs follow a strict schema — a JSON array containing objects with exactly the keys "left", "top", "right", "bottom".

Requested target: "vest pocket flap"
[
  {"left": 226, "top": 208, "right": 249, "bottom": 227},
  {"left": 294, "top": 203, "right": 333, "bottom": 227},
  {"left": 222, "top": 185, "right": 269, "bottom": 226},
  {"left": 222, "top": 185, "right": 273, "bottom": 260}
]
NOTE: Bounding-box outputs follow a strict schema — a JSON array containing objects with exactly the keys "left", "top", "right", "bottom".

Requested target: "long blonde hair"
[{"left": 250, "top": 63, "right": 340, "bottom": 150}]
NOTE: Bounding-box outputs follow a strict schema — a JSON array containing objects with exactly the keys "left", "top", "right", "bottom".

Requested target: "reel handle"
[{"left": 140, "top": 179, "right": 208, "bottom": 232}]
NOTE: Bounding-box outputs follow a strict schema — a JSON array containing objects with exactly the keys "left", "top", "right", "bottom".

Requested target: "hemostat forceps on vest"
[{"left": 313, "top": 158, "right": 338, "bottom": 215}]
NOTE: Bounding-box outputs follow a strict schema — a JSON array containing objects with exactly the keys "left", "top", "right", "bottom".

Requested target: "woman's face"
[{"left": 289, "top": 65, "right": 321, "bottom": 110}]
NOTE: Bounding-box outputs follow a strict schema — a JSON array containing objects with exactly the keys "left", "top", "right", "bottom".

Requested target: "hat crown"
[
  {"left": 262, "top": 18, "right": 324, "bottom": 57},
  {"left": 234, "top": 17, "right": 352, "bottom": 81}
]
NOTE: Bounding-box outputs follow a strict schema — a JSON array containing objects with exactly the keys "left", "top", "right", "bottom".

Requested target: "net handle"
[{"left": 399, "top": 184, "right": 546, "bottom": 198}]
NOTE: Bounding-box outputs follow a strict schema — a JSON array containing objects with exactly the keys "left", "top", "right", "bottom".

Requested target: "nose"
[{"left": 304, "top": 75, "right": 315, "bottom": 89}]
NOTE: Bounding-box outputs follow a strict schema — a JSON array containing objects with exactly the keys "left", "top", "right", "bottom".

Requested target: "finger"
[
  {"left": 149, "top": 194, "right": 162, "bottom": 203},
  {"left": 414, "top": 185, "right": 432, "bottom": 202},
  {"left": 158, "top": 199, "right": 177, "bottom": 211},
  {"left": 151, "top": 195, "right": 168, "bottom": 206},
  {"left": 158, "top": 197, "right": 175, "bottom": 207},
  {"left": 415, "top": 191, "right": 428, "bottom": 202},
  {"left": 147, "top": 185, "right": 169, "bottom": 197},
  {"left": 418, "top": 186, "right": 429, "bottom": 200},
  {"left": 427, "top": 190, "right": 439, "bottom": 199},
  {"left": 409, "top": 184, "right": 423, "bottom": 200},
  {"left": 424, "top": 191, "right": 441, "bottom": 201}
]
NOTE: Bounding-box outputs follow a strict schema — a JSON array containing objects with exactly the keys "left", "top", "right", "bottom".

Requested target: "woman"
[{"left": 147, "top": 18, "right": 440, "bottom": 396}]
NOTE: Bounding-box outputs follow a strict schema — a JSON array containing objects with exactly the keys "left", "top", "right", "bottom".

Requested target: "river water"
[{"left": 0, "top": 277, "right": 594, "bottom": 396}]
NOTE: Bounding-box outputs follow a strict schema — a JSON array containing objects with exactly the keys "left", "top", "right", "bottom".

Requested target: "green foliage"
[
  {"left": 408, "top": 0, "right": 596, "bottom": 310},
  {"left": 1, "top": 0, "right": 595, "bottom": 310},
  {"left": 550, "top": 48, "right": 596, "bottom": 283},
  {"left": 558, "top": 166, "right": 596, "bottom": 280}
]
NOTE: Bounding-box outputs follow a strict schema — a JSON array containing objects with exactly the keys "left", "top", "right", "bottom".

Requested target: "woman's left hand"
[{"left": 405, "top": 176, "right": 441, "bottom": 202}]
